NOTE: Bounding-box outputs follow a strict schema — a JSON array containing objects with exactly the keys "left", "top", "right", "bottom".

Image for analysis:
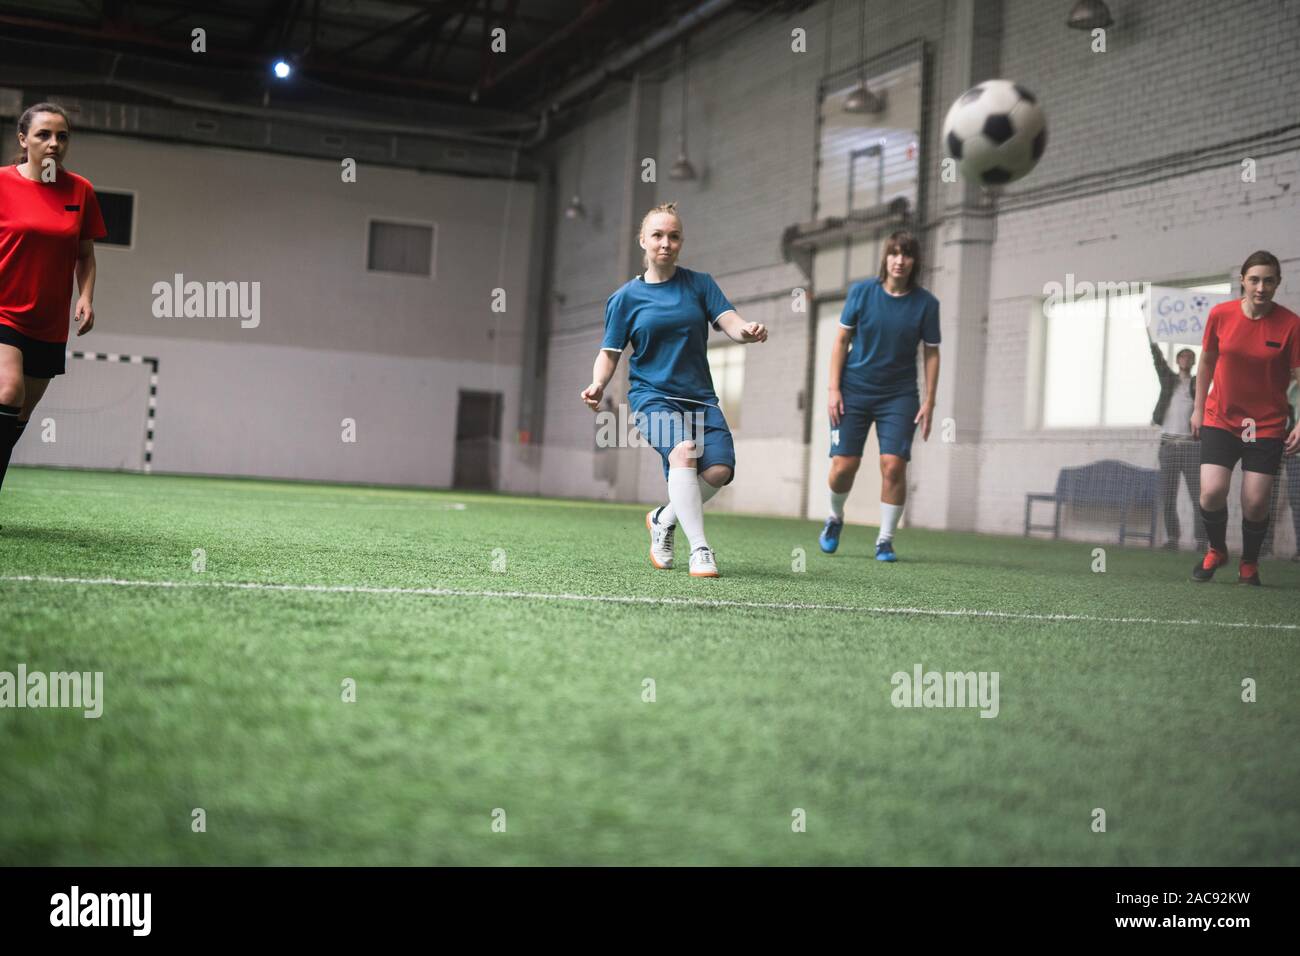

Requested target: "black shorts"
[
  {"left": 0, "top": 322, "right": 66, "bottom": 378},
  {"left": 1200, "top": 425, "right": 1283, "bottom": 475}
]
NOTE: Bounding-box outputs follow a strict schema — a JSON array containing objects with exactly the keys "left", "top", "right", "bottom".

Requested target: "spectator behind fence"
[{"left": 1148, "top": 334, "right": 1205, "bottom": 551}]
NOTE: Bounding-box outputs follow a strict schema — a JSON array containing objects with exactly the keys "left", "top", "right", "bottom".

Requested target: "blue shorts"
[
  {"left": 634, "top": 397, "right": 736, "bottom": 483},
  {"left": 830, "top": 391, "right": 920, "bottom": 460}
]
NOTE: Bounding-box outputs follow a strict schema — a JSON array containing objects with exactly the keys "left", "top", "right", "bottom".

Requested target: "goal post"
[{"left": 11, "top": 349, "right": 158, "bottom": 474}]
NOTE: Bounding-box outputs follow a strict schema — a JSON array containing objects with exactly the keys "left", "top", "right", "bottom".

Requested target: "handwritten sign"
[{"left": 1143, "top": 286, "right": 1231, "bottom": 344}]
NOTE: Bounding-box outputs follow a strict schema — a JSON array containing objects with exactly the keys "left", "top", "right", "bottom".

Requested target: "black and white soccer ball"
[{"left": 942, "top": 79, "right": 1047, "bottom": 186}]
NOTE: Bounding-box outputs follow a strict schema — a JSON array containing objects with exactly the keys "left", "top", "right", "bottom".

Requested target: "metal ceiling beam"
[
  {"left": 2, "top": 1, "right": 561, "bottom": 79},
  {"left": 277, "top": 0, "right": 306, "bottom": 52},
  {"left": 335, "top": 0, "right": 568, "bottom": 30},
  {"left": 430, "top": 0, "right": 480, "bottom": 75},
  {"left": 246, "top": 0, "right": 294, "bottom": 51},
  {"left": 540, "top": 0, "right": 738, "bottom": 112},
  {"left": 0, "top": 12, "right": 470, "bottom": 95},
  {"left": 91, "top": 0, "right": 507, "bottom": 43},
  {"left": 387, "top": 5, "right": 451, "bottom": 68},
  {"left": 328, "top": 5, "right": 434, "bottom": 60},
  {"left": 480, "top": 0, "right": 611, "bottom": 92},
  {"left": 474, "top": 0, "right": 496, "bottom": 94}
]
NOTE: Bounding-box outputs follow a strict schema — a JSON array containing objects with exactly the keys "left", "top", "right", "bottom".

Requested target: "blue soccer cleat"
[
  {"left": 819, "top": 516, "right": 844, "bottom": 553},
  {"left": 875, "top": 539, "right": 897, "bottom": 562}
]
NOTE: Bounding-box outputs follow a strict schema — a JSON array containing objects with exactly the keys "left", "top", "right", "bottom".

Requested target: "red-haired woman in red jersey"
[
  {"left": 0, "top": 103, "right": 107, "bottom": 515},
  {"left": 1190, "top": 250, "right": 1300, "bottom": 586}
]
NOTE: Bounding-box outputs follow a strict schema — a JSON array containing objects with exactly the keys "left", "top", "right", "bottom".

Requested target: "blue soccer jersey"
[
  {"left": 601, "top": 266, "right": 736, "bottom": 408},
  {"left": 838, "top": 278, "right": 941, "bottom": 398}
]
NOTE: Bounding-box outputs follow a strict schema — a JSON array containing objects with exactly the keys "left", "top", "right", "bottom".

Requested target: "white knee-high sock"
[
  {"left": 829, "top": 489, "right": 849, "bottom": 520},
  {"left": 657, "top": 476, "right": 719, "bottom": 527},
  {"left": 877, "top": 502, "right": 904, "bottom": 543},
  {"left": 667, "top": 468, "right": 709, "bottom": 551}
]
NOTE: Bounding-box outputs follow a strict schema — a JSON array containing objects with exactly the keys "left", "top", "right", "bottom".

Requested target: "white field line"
[
  {"left": 9, "top": 488, "right": 467, "bottom": 510},
  {"left": 0, "top": 574, "right": 1295, "bottom": 631}
]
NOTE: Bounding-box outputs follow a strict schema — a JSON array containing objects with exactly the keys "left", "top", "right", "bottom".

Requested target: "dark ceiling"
[{"left": 0, "top": 0, "right": 808, "bottom": 123}]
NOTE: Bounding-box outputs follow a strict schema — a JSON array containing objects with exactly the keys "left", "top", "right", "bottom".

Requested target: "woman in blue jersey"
[
  {"left": 818, "top": 231, "right": 940, "bottom": 561},
  {"left": 581, "top": 202, "right": 767, "bottom": 578}
]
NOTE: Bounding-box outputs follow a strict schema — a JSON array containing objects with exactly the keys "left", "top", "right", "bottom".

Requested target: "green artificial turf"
[{"left": 1, "top": 466, "right": 1297, "bottom": 865}]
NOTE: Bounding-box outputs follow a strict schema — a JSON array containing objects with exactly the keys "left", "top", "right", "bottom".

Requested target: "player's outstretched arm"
[
  {"left": 581, "top": 349, "right": 620, "bottom": 411},
  {"left": 715, "top": 310, "right": 767, "bottom": 344}
]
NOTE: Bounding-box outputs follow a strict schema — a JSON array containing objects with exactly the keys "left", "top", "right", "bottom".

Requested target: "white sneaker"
[
  {"left": 646, "top": 508, "right": 675, "bottom": 569},
  {"left": 689, "top": 546, "right": 719, "bottom": 578}
]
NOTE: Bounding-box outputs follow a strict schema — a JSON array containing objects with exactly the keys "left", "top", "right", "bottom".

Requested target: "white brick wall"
[{"left": 997, "top": 0, "right": 1300, "bottom": 195}]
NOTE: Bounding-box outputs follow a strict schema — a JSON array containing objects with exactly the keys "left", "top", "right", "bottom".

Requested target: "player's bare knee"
[
  {"left": 701, "top": 464, "right": 732, "bottom": 488},
  {"left": 1242, "top": 493, "right": 1271, "bottom": 522},
  {"left": 881, "top": 459, "right": 907, "bottom": 484},
  {"left": 831, "top": 456, "right": 860, "bottom": 478},
  {"left": 0, "top": 379, "right": 24, "bottom": 409},
  {"left": 829, "top": 457, "right": 859, "bottom": 492},
  {"left": 668, "top": 441, "right": 698, "bottom": 469}
]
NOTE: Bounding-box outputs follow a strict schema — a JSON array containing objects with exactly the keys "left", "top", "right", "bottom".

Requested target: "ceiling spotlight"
[
  {"left": 842, "top": 0, "right": 885, "bottom": 116},
  {"left": 670, "top": 43, "right": 698, "bottom": 182},
  {"left": 564, "top": 195, "right": 586, "bottom": 220},
  {"left": 272, "top": 59, "right": 292, "bottom": 79},
  {"left": 670, "top": 142, "right": 697, "bottom": 182},
  {"left": 843, "top": 81, "right": 885, "bottom": 114},
  {"left": 1067, "top": 0, "right": 1113, "bottom": 29}
]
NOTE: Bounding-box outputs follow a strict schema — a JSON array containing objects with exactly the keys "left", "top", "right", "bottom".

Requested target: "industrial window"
[
  {"left": 95, "top": 190, "right": 134, "bottom": 247},
  {"left": 708, "top": 344, "right": 746, "bottom": 430},
  {"left": 1039, "top": 281, "right": 1230, "bottom": 428},
  {"left": 367, "top": 219, "right": 436, "bottom": 277}
]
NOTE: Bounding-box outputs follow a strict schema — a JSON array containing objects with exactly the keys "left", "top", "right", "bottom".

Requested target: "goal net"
[{"left": 11, "top": 350, "right": 156, "bottom": 473}]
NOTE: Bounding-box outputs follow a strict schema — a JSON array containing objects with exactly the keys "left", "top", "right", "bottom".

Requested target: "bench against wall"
[{"left": 1024, "top": 459, "right": 1159, "bottom": 547}]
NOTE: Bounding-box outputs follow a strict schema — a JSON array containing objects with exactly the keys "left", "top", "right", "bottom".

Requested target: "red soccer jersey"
[
  {"left": 1202, "top": 299, "right": 1300, "bottom": 439},
  {"left": 0, "top": 163, "right": 107, "bottom": 344}
]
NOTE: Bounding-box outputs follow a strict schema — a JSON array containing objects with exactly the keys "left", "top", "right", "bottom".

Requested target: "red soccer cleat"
[{"left": 1191, "top": 548, "right": 1229, "bottom": 582}]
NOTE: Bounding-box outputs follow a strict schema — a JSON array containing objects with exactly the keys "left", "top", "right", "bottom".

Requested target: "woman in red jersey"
[
  {"left": 1190, "top": 250, "right": 1300, "bottom": 586},
  {"left": 0, "top": 103, "right": 107, "bottom": 506}
]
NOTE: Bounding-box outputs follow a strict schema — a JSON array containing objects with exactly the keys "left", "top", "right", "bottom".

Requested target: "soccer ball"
[{"left": 941, "top": 79, "right": 1047, "bottom": 186}]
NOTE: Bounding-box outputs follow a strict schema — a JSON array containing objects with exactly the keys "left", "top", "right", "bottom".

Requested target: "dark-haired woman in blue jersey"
[
  {"left": 581, "top": 201, "right": 767, "bottom": 578},
  {"left": 819, "top": 231, "right": 941, "bottom": 562}
]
